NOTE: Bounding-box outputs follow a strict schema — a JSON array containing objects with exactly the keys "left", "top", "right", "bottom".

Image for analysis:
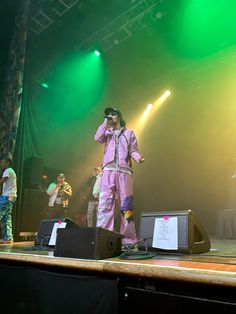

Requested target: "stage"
[
  {"left": 0, "top": 238, "right": 236, "bottom": 313},
  {"left": 0, "top": 239, "right": 236, "bottom": 286}
]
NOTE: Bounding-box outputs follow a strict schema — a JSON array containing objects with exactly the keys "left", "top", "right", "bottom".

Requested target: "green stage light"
[
  {"left": 49, "top": 50, "right": 107, "bottom": 120},
  {"left": 165, "top": 0, "right": 236, "bottom": 58},
  {"left": 41, "top": 83, "right": 49, "bottom": 89},
  {"left": 94, "top": 50, "right": 101, "bottom": 56}
]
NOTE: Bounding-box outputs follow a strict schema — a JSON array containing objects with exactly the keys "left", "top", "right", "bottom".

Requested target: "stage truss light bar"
[
  {"left": 32, "top": 0, "right": 168, "bottom": 83},
  {"left": 29, "top": 0, "right": 80, "bottom": 34},
  {"left": 75, "top": 0, "right": 168, "bottom": 53}
]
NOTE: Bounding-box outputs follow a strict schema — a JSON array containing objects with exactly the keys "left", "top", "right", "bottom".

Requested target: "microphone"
[
  {"left": 60, "top": 183, "right": 65, "bottom": 190},
  {"left": 104, "top": 115, "right": 113, "bottom": 120}
]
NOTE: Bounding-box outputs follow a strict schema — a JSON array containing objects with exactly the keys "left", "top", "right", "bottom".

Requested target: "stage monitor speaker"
[
  {"left": 54, "top": 227, "right": 123, "bottom": 260},
  {"left": 34, "top": 218, "right": 79, "bottom": 247},
  {"left": 138, "top": 209, "right": 211, "bottom": 254},
  {"left": 24, "top": 156, "right": 44, "bottom": 188}
]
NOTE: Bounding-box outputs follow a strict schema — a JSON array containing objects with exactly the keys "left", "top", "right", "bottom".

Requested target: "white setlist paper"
[
  {"left": 48, "top": 222, "right": 67, "bottom": 246},
  {"left": 152, "top": 216, "right": 178, "bottom": 250}
]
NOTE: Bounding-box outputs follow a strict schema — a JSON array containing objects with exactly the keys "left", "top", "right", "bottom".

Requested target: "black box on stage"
[
  {"left": 34, "top": 218, "right": 79, "bottom": 247},
  {"left": 54, "top": 227, "right": 123, "bottom": 259},
  {"left": 138, "top": 209, "right": 211, "bottom": 254}
]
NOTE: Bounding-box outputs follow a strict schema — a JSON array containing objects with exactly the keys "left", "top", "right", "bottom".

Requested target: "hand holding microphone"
[
  {"left": 104, "top": 114, "right": 113, "bottom": 126},
  {"left": 104, "top": 115, "right": 113, "bottom": 120}
]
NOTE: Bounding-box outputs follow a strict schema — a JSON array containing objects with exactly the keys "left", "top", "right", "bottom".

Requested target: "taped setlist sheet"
[
  {"left": 152, "top": 216, "right": 178, "bottom": 250},
  {"left": 49, "top": 222, "right": 67, "bottom": 246}
]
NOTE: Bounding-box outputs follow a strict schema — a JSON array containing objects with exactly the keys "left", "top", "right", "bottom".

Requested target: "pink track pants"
[{"left": 96, "top": 170, "right": 137, "bottom": 245}]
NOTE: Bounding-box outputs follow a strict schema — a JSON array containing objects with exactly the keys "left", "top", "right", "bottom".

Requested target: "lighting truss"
[
  {"left": 30, "top": 0, "right": 80, "bottom": 34},
  {"left": 75, "top": 0, "right": 167, "bottom": 52},
  {"left": 32, "top": 0, "right": 168, "bottom": 82}
]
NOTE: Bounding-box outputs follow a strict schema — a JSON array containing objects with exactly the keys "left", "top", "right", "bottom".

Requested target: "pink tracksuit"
[{"left": 94, "top": 122, "right": 142, "bottom": 244}]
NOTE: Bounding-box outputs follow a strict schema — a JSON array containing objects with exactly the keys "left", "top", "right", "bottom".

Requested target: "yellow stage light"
[
  {"left": 131, "top": 90, "right": 171, "bottom": 137},
  {"left": 143, "top": 104, "right": 153, "bottom": 117},
  {"left": 133, "top": 104, "right": 153, "bottom": 135},
  {"left": 155, "top": 90, "right": 171, "bottom": 107},
  {"left": 164, "top": 90, "right": 171, "bottom": 97}
]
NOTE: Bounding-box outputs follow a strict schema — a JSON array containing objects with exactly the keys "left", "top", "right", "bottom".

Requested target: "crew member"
[
  {"left": 47, "top": 173, "right": 72, "bottom": 219},
  {"left": 86, "top": 167, "right": 102, "bottom": 227}
]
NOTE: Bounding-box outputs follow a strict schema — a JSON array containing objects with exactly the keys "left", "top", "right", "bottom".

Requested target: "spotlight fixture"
[
  {"left": 94, "top": 50, "right": 101, "bottom": 56},
  {"left": 41, "top": 83, "right": 49, "bottom": 89}
]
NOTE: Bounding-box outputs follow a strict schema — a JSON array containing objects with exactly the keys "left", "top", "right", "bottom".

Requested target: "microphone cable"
[{"left": 118, "top": 237, "right": 156, "bottom": 260}]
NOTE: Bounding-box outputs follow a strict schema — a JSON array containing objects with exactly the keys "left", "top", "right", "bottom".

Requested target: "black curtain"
[{"left": 0, "top": 262, "right": 118, "bottom": 314}]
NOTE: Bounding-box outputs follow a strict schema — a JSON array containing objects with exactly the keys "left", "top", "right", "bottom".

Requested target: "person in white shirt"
[
  {"left": 47, "top": 173, "right": 72, "bottom": 219},
  {"left": 86, "top": 167, "right": 102, "bottom": 227},
  {"left": 0, "top": 158, "right": 17, "bottom": 244}
]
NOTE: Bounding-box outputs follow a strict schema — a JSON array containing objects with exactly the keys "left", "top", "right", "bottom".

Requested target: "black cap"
[{"left": 104, "top": 107, "right": 122, "bottom": 117}]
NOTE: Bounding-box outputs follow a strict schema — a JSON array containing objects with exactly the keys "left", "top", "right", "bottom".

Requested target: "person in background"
[
  {"left": 47, "top": 173, "right": 72, "bottom": 219},
  {"left": 0, "top": 158, "right": 17, "bottom": 244},
  {"left": 39, "top": 174, "right": 49, "bottom": 192},
  {"left": 94, "top": 107, "right": 144, "bottom": 247},
  {"left": 87, "top": 167, "right": 102, "bottom": 227}
]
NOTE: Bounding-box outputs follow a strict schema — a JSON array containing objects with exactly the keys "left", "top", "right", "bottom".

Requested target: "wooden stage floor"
[{"left": 0, "top": 238, "right": 236, "bottom": 287}]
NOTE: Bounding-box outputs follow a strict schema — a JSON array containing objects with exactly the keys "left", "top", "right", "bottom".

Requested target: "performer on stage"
[
  {"left": 86, "top": 166, "right": 102, "bottom": 227},
  {"left": 0, "top": 158, "right": 17, "bottom": 244},
  {"left": 95, "top": 107, "right": 144, "bottom": 247},
  {"left": 47, "top": 173, "right": 72, "bottom": 219}
]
